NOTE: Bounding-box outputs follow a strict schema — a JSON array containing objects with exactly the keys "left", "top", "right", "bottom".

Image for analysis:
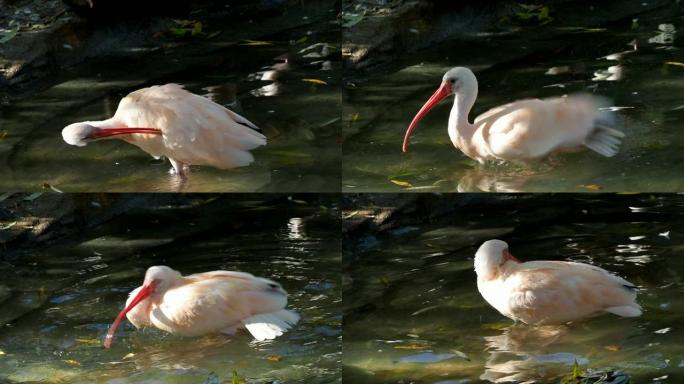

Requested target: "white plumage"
[
  {"left": 104, "top": 266, "right": 299, "bottom": 348},
  {"left": 474, "top": 239, "right": 641, "bottom": 325},
  {"left": 62, "top": 84, "right": 266, "bottom": 176},
  {"left": 403, "top": 67, "right": 625, "bottom": 163}
]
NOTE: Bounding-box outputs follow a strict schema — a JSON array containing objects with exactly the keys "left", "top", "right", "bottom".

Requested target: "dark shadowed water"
[
  {"left": 0, "top": 196, "right": 341, "bottom": 383},
  {"left": 344, "top": 194, "right": 684, "bottom": 383}
]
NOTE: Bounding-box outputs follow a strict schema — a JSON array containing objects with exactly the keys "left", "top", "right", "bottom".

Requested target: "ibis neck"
[
  {"left": 90, "top": 118, "right": 123, "bottom": 130},
  {"left": 448, "top": 91, "right": 477, "bottom": 147}
]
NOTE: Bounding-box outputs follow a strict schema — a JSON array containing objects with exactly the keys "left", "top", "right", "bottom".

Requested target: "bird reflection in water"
[{"left": 480, "top": 325, "right": 575, "bottom": 383}]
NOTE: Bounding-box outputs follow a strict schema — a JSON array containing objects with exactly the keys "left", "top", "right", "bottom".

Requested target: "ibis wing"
[
  {"left": 154, "top": 272, "right": 289, "bottom": 336},
  {"left": 116, "top": 84, "right": 266, "bottom": 169},
  {"left": 505, "top": 261, "right": 638, "bottom": 324}
]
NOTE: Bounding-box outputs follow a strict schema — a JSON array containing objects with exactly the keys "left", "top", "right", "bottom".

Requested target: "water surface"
[
  {"left": 0, "top": 196, "right": 341, "bottom": 383},
  {"left": 342, "top": 4, "right": 684, "bottom": 192},
  {"left": 344, "top": 194, "right": 684, "bottom": 383},
  {"left": 0, "top": 4, "right": 341, "bottom": 192}
]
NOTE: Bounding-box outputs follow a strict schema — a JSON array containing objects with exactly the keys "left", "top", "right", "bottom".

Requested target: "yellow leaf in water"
[
  {"left": 665, "top": 61, "right": 684, "bottom": 68},
  {"left": 241, "top": 39, "right": 273, "bottom": 46},
  {"left": 206, "top": 30, "right": 222, "bottom": 39},
  {"left": 302, "top": 78, "right": 328, "bottom": 85},
  {"left": 390, "top": 179, "right": 413, "bottom": 188},
  {"left": 580, "top": 184, "right": 602, "bottom": 191},
  {"left": 394, "top": 343, "right": 430, "bottom": 350},
  {"left": 605, "top": 345, "right": 621, "bottom": 351},
  {"left": 76, "top": 338, "right": 101, "bottom": 345},
  {"left": 191, "top": 21, "right": 202, "bottom": 36},
  {"left": 123, "top": 353, "right": 135, "bottom": 359},
  {"left": 350, "top": 112, "right": 359, "bottom": 123},
  {"left": 0, "top": 350, "right": 5, "bottom": 355},
  {"left": 62, "top": 359, "right": 81, "bottom": 366},
  {"left": 481, "top": 322, "right": 510, "bottom": 331},
  {"left": 0, "top": 221, "right": 16, "bottom": 230},
  {"left": 267, "top": 355, "right": 282, "bottom": 362}
]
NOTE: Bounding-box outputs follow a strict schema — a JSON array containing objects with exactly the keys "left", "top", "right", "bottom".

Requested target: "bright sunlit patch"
[{"left": 287, "top": 217, "right": 305, "bottom": 240}]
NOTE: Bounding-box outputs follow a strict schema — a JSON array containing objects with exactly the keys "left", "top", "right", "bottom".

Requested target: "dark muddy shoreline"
[{"left": 1, "top": 0, "right": 339, "bottom": 96}]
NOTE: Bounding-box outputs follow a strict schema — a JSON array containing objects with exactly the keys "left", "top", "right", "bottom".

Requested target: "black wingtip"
[{"left": 237, "top": 121, "right": 262, "bottom": 132}]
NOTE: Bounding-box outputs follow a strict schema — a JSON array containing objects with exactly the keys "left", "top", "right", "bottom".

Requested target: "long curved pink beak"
[
  {"left": 89, "top": 127, "right": 162, "bottom": 140},
  {"left": 103, "top": 281, "right": 155, "bottom": 349},
  {"left": 402, "top": 81, "right": 451, "bottom": 153}
]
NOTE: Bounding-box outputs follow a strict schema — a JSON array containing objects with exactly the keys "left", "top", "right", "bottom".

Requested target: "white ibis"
[
  {"left": 474, "top": 239, "right": 642, "bottom": 325},
  {"left": 62, "top": 84, "right": 267, "bottom": 177},
  {"left": 103, "top": 266, "right": 299, "bottom": 348},
  {"left": 403, "top": 67, "right": 625, "bottom": 163}
]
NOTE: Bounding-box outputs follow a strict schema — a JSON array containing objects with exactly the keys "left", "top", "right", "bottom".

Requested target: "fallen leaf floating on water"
[
  {"left": 168, "top": 20, "right": 203, "bottom": 37},
  {"left": 123, "top": 353, "right": 135, "bottom": 359},
  {"left": 394, "top": 342, "right": 431, "bottom": 350},
  {"left": 302, "top": 78, "right": 328, "bottom": 85},
  {"left": 665, "top": 61, "right": 684, "bottom": 68},
  {"left": 42, "top": 183, "right": 64, "bottom": 193},
  {"left": 192, "top": 22, "right": 202, "bottom": 36},
  {"left": 604, "top": 345, "right": 622, "bottom": 352},
  {"left": 0, "top": 221, "right": 16, "bottom": 230},
  {"left": 75, "top": 338, "right": 101, "bottom": 345},
  {"left": 267, "top": 355, "right": 282, "bottom": 362},
  {"left": 0, "top": 350, "right": 5, "bottom": 356},
  {"left": 241, "top": 39, "right": 273, "bottom": 46},
  {"left": 232, "top": 369, "right": 245, "bottom": 384},
  {"left": 0, "top": 29, "right": 18, "bottom": 44},
  {"left": 513, "top": 4, "right": 553, "bottom": 25},
  {"left": 579, "top": 184, "right": 602, "bottom": 191},
  {"left": 62, "top": 359, "right": 81, "bottom": 366},
  {"left": 390, "top": 179, "right": 413, "bottom": 188},
  {"left": 481, "top": 322, "right": 510, "bottom": 331},
  {"left": 205, "top": 30, "right": 222, "bottom": 39}
]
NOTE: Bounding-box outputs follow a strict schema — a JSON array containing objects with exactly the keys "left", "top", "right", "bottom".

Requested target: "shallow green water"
[
  {"left": 342, "top": 4, "right": 684, "bottom": 192},
  {"left": 0, "top": 197, "right": 341, "bottom": 383},
  {"left": 343, "top": 194, "right": 684, "bottom": 383},
  {"left": 0, "top": 6, "right": 340, "bottom": 192}
]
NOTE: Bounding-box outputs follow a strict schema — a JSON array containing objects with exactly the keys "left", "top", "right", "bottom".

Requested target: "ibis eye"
[{"left": 450, "top": 78, "right": 457, "bottom": 84}]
